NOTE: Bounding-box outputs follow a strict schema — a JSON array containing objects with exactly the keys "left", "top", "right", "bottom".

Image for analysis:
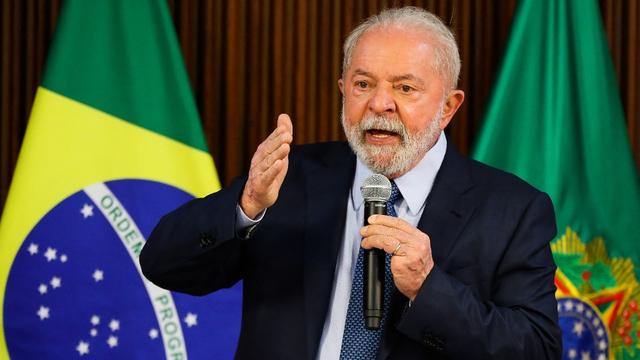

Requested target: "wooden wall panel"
[
  {"left": 1, "top": 0, "right": 60, "bottom": 210},
  {"left": 1, "top": 0, "right": 639, "bottom": 210},
  {"left": 600, "top": 0, "right": 640, "bottom": 165}
]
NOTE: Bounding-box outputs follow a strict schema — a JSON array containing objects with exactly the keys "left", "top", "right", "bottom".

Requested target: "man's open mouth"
[{"left": 365, "top": 129, "right": 399, "bottom": 138}]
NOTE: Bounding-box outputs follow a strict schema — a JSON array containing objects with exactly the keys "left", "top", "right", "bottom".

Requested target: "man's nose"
[{"left": 368, "top": 85, "right": 396, "bottom": 114}]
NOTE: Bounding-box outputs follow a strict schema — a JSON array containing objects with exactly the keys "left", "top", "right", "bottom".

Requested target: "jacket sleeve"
[
  {"left": 395, "top": 192, "right": 562, "bottom": 359},
  {"left": 139, "top": 176, "right": 248, "bottom": 296}
]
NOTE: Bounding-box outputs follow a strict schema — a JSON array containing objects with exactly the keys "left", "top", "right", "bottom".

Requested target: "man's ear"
[
  {"left": 338, "top": 78, "right": 345, "bottom": 96},
  {"left": 439, "top": 89, "right": 465, "bottom": 129}
]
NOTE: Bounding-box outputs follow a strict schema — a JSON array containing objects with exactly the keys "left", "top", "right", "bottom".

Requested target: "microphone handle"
[{"left": 363, "top": 200, "right": 387, "bottom": 330}]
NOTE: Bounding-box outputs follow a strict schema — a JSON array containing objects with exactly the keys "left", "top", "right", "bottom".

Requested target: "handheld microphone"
[{"left": 360, "top": 174, "right": 392, "bottom": 330}]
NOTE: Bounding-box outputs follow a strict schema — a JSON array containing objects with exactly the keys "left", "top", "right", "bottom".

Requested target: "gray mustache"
[{"left": 359, "top": 115, "right": 406, "bottom": 136}]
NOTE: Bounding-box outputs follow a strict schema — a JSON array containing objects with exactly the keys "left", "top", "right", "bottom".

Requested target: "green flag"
[
  {"left": 0, "top": 1, "right": 241, "bottom": 358},
  {"left": 473, "top": 0, "right": 640, "bottom": 358}
]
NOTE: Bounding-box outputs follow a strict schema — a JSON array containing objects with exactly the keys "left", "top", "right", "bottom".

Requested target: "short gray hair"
[{"left": 342, "top": 7, "right": 460, "bottom": 90}]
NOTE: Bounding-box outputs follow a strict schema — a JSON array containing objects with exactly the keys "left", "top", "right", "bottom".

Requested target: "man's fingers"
[
  {"left": 255, "top": 158, "right": 287, "bottom": 189},
  {"left": 360, "top": 219, "right": 430, "bottom": 257},
  {"left": 361, "top": 235, "right": 401, "bottom": 253},
  {"left": 255, "top": 142, "right": 290, "bottom": 173},
  {"left": 368, "top": 215, "right": 423, "bottom": 236},
  {"left": 251, "top": 114, "right": 293, "bottom": 168},
  {"left": 360, "top": 223, "right": 412, "bottom": 240},
  {"left": 252, "top": 128, "right": 292, "bottom": 167}
]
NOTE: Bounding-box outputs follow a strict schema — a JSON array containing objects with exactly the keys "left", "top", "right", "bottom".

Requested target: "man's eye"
[
  {"left": 400, "top": 84, "right": 413, "bottom": 93},
  {"left": 356, "top": 81, "right": 368, "bottom": 89}
]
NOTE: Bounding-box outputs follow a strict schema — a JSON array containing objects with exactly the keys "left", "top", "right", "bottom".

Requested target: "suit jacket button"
[
  {"left": 422, "top": 333, "right": 445, "bottom": 351},
  {"left": 199, "top": 232, "right": 214, "bottom": 247},
  {"left": 422, "top": 336, "right": 431, "bottom": 346}
]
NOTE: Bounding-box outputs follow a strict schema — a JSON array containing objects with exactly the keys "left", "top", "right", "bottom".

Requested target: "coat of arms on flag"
[{"left": 554, "top": 228, "right": 640, "bottom": 359}]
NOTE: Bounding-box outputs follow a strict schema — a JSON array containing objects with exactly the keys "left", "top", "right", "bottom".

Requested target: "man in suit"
[{"left": 140, "top": 7, "right": 562, "bottom": 359}]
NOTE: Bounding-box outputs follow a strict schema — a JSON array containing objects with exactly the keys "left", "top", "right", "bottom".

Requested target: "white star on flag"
[
  {"left": 38, "top": 284, "right": 48, "bottom": 295},
  {"left": 27, "top": 243, "right": 39, "bottom": 255},
  {"left": 565, "top": 301, "right": 574, "bottom": 311},
  {"left": 576, "top": 303, "right": 585, "bottom": 313},
  {"left": 568, "top": 349, "right": 577, "bottom": 359},
  {"left": 149, "top": 328, "right": 159, "bottom": 339},
  {"left": 76, "top": 341, "right": 90, "bottom": 356},
  {"left": 80, "top": 204, "right": 94, "bottom": 218},
  {"left": 90, "top": 329, "right": 98, "bottom": 337},
  {"left": 598, "top": 340, "right": 607, "bottom": 350},
  {"left": 90, "top": 315, "right": 100, "bottom": 326},
  {"left": 109, "top": 319, "right": 120, "bottom": 331},
  {"left": 50, "top": 276, "right": 61, "bottom": 289},
  {"left": 37, "top": 306, "right": 50, "bottom": 320},
  {"left": 60, "top": 254, "right": 68, "bottom": 263},
  {"left": 107, "top": 335, "right": 118, "bottom": 348},
  {"left": 184, "top": 312, "right": 198, "bottom": 327},
  {"left": 44, "top": 247, "right": 57, "bottom": 262},
  {"left": 581, "top": 350, "right": 591, "bottom": 360},
  {"left": 572, "top": 321, "right": 584, "bottom": 337},
  {"left": 93, "top": 269, "right": 104, "bottom": 282}
]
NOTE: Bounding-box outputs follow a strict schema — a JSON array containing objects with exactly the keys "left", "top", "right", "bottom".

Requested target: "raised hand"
[{"left": 240, "top": 114, "right": 293, "bottom": 219}]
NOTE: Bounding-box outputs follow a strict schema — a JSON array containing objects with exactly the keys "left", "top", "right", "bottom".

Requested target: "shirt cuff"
[{"left": 235, "top": 204, "right": 265, "bottom": 238}]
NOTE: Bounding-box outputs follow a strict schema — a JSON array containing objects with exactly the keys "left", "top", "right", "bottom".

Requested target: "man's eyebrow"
[
  {"left": 352, "top": 69, "right": 374, "bottom": 78},
  {"left": 390, "top": 74, "right": 424, "bottom": 86},
  {"left": 351, "top": 70, "right": 425, "bottom": 86}
]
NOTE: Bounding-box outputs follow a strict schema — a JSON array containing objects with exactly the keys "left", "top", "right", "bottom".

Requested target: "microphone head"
[{"left": 361, "top": 174, "right": 392, "bottom": 202}]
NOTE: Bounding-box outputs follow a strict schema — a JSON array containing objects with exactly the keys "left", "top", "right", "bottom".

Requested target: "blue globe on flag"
[{"left": 3, "top": 179, "right": 241, "bottom": 359}]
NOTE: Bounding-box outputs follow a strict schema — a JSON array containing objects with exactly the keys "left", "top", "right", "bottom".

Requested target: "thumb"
[{"left": 277, "top": 113, "right": 293, "bottom": 138}]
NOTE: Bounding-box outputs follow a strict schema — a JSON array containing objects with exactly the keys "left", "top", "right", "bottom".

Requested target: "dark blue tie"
[{"left": 340, "top": 181, "right": 401, "bottom": 359}]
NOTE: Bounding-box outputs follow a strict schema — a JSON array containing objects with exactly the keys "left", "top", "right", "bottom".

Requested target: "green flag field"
[{"left": 473, "top": 0, "right": 640, "bottom": 358}]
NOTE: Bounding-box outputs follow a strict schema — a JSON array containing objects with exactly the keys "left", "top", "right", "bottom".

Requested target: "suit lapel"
[
  {"left": 302, "top": 143, "right": 356, "bottom": 360},
  {"left": 379, "top": 142, "right": 476, "bottom": 359},
  {"left": 417, "top": 141, "right": 476, "bottom": 268}
]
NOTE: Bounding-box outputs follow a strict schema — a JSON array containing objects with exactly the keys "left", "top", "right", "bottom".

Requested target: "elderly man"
[{"left": 140, "top": 6, "right": 562, "bottom": 359}]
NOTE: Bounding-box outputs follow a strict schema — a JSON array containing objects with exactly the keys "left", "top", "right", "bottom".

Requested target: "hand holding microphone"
[{"left": 360, "top": 176, "right": 435, "bottom": 304}]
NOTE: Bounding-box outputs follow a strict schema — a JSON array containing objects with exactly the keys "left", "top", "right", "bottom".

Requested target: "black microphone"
[{"left": 360, "top": 174, "right": 392, "bottom": 330}]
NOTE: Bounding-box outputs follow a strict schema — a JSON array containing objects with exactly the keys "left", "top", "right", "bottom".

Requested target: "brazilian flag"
[
  {"left": 0, "top": 1, "right": 241, "bottom": 358},
  {"left": 473, "top": 0, "right": 640, "bottom": 359}
]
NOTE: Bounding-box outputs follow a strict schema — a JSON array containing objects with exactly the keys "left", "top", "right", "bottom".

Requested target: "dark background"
[{"left": 1, "top": 0, "right": 638, "bottom": 209}]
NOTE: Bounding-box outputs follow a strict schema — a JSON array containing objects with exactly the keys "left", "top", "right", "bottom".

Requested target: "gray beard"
[{"left": 341, "top": 102, "right": 444, "bottom": 177}]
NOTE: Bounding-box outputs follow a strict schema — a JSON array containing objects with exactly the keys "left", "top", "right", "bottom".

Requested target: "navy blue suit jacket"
[{"left": 140, "top": 141, "right": 562, "bottom": 359}]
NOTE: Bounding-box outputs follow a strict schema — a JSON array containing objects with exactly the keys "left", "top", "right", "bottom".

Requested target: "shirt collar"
[{"left": 351, "top": 131, "right": 447, "bottom": 215}]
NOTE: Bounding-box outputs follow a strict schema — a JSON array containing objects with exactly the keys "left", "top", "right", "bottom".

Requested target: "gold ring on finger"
[{"left": 391, "top": 242, "right": 402, "bottom": 256}]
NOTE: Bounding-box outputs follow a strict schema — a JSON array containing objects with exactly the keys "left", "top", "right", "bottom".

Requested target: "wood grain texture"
[{"left": 1, "top": 0, "right": 638, "bottom": 210}]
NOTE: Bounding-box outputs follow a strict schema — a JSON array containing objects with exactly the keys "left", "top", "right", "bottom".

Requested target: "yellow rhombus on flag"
[{"left": 0, "top": 1, "right": 241, "bottom": 359}]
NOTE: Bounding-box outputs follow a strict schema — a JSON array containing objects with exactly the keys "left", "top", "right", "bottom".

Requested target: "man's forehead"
[
  {"left": 350, "top": 27, "right": 436, "bottom": 61},
  {"left": 359, "top": 24, "right": 435, "bottom": 46}
]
